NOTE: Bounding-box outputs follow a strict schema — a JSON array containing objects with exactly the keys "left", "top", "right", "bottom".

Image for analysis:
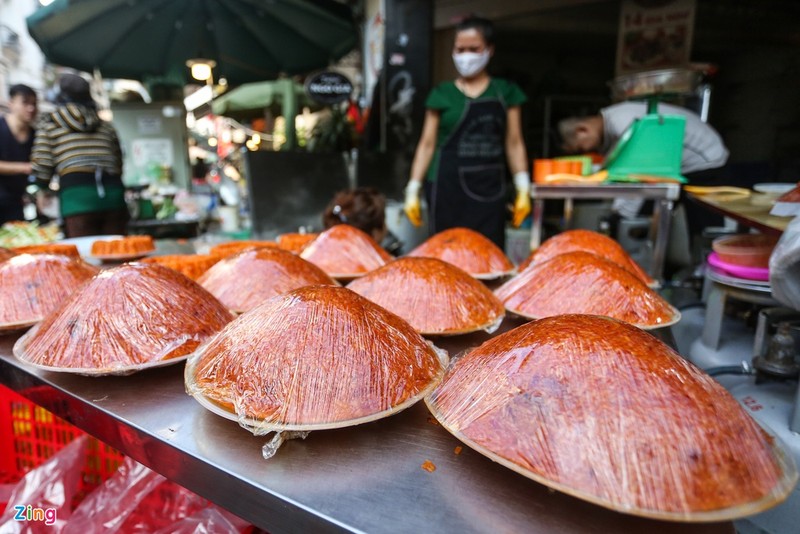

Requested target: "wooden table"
[{"left": 687, "top": 193, "right": 793, "bottom": 235}]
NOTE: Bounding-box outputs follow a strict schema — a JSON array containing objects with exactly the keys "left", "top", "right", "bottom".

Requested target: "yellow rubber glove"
[
  {"left": 404, "top": 180, "right": 423, "bottom": 227},
  {"left": 512, "top": 171, "right": 531, "bottom": 227}
]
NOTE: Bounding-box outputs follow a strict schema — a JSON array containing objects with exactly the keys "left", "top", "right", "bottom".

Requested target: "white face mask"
[{"left": 452, "top": 50, "right": 490, "bottom": 78}]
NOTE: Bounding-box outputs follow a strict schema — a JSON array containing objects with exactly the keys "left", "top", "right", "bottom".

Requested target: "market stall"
[{"left": 0, "top": 327, "right": 732, "bottom": 534}]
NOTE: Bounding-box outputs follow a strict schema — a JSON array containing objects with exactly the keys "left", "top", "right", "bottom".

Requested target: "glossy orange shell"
[
  {"left": 141, "top": 254, "right": 220, "bottom": 280},
  {"left": 300, "top": 224, "right": 392, "bottom": 280},
  {"left": 209, "top": 240, "right": 279, "bottom": 258},
  {"left": 426, "top": 315, "right": 794, "bottom": 519},
  {"left": 0, "top": 254, "right": 98, "bottom": 326},
  {"left": 276, "top": 232, "right": 318, "bottom": 254},
  {"left": 347, "top": 257, "right": 504, "bottom": 335},
  {"left": 14, "top": 263, "right": 233, "bottom": 373},
  {"left": 0, "top": 247, "right": 16, "bottom": 262},
  {"left": 494, "top": 251, "right": 678, "bottom": 329},
  {"left": 187, "top": 285, "right": 446, "bottom": 429},
  {"left": 407, "top": 227, "right": 514, "bottom": 278},
  {"left": 520, "top": 229, "right": 655, "bottom": 286},
  {"left": 198, "top": 247, "right": 337, "bottom": 313},
  {"left": 12, "top": 243, "right": 81, "bottom": 259}
]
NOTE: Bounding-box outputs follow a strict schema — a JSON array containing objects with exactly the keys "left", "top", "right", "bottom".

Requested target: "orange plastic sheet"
[
  {"left": 0, "top": 254, "right": 98, "bottom": 331},
  {"left": 426, "top": 315, "right": 798, "bottom": 521},
  {"left": 14, "top": 263, "right": 233, "bottom": 375},
  {"left": 198, "top": 247, "right": 336, "bottom": 313},
  {"left": 185, "top": 286, "right": 447, "bottom": 447},
  {"left": 208, "top": 241, "right": 278, "bottom": 259},
  {"left": 519, "top": 229, "right": 655, "bottom": 287},
  {"left": 299, "top": 224, "right": 392, "bottom": 280},
  {"left": 141, "top": 254, "right": 220, "bottom": 281},
  {"left": 276, "top": 232, "right": 318, "bottom": 254},
  {"left": 347, "top": 257, "right": 504, "bottom": 335},
  {"left": 407, "top": 227, "right": 514, "bottom": 279},
  {"left": 12, "top": 243, "right": 81, "bottom": 259},
  {"left": 494, "top": 251, "right": 679, "bottom": 329}
]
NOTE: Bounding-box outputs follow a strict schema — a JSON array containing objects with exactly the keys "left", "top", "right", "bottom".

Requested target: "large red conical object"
[
  {"left": 186, "top": 285, "right": 447, "bottom": 432},
  {"left": 495, "top": 251, "right": 678, "bottom": 329},
  {"left": 0, "top": 254, "right": 98, "bottom": 331},
  {"left": 300, "top": 224, "right": 392, "bottom": 280},
  {"left": 14, "top": 263, "right": 233, "bottom": 375},
  {"left": 347, "top": 257, "right": 504, "bottom": 335},
  {"left": 407, "top": 227, "right": 514, "bottom": 279},
  {"left": 427, "top": 315, "right": 797, "bottom": 521},
  {"left": 198, "top": 247, "right": 336, "bottom": 313},
  {"left": 519, "top": 229, "right": 655, "bottom": 286}
]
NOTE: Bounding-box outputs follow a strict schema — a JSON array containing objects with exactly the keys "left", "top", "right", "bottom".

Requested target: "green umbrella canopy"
[
  {"left": 212, "top": 80, "right": 320, "bottom": 120},
  {"left": 26, "top": 0, "right": 357, "bottom": 85}
]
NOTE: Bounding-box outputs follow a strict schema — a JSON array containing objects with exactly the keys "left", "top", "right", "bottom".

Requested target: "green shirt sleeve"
[
  {"left": 499, "top": 79, "right": 527, "bottom": 107},
  {"left": 425, "top": 82, "right": 451, "bottom": 110}
]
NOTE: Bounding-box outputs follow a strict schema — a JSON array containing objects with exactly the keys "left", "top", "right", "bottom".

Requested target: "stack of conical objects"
[
  {"left": 141, "top": 254, "right": 220, "bottom": 280},
  {"left": 519, "top": 229, "right": 655, "bottom": 287},
  {"left": 198, "top": 247, "right": 337, "bottom": 313},
  {"left": 186, "top": 285, "right": 447, "bottom": 454},
  {"left": 276, "top": 232, "right": 318, "bottom": 254},
  {"left": 209, "top": 240, "right": 278, "bottom": 258},
  {"left": 14, "top": 263, "right": 233, "bottom": 375},
  {"left": 347, "top": 257, "right": 504, "bottom": 335},
  {"left": 300, "top": 225, "right": 392, "bottom": 280},
  {"left": 0, "top": 254, "right": 98, "bottom": 332},
  {"left": 407, "top": 228, "right": 514, "bottom": 279},
  {"left": 12, "top": 243, "right": 81, "bottom": 259},
  {"left": 495, "top": 251, "right": 678, "bottom": 329},
  {"left": 426, "top": 314, "right": 798, "bottom": 521}
]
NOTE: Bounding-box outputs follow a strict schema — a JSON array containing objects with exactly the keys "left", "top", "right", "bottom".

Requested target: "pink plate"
[{"left": 707, "top": 252, "right": 770, "bottom": 281}]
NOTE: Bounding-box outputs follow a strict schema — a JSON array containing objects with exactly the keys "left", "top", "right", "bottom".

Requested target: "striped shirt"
[{"left": 31, "top": 103, "right": 122, "bottom": 182}]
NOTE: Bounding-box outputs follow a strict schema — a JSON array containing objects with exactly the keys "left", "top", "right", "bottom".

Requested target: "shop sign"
[
  {"left": 305, "top": 71, "right": 353, "bottom": 105},
  {"left": 615, "top": 0, "right": 696, "bottom": 75}
]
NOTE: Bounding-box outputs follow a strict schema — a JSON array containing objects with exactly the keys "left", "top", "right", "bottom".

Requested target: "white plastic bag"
[{"left": 769, "top": 215, "right": 800, "bottom": 309}]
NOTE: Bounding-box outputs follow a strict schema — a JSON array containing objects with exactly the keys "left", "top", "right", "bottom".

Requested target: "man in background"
[{"left": 0, "top": 84, "right": 37, "bottom": 224}]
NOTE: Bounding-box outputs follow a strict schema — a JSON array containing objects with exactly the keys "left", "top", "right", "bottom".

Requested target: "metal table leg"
[
  {"left": 651, "top": 198, "right": 673, "bottom": 283},
  {"left": 530, "top": 198, "right": 545, "bottom": 250}
]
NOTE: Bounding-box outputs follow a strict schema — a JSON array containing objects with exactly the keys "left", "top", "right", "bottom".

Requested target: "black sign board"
[{"left": 305, "top": 71, "right": 353, "bottom": 105}]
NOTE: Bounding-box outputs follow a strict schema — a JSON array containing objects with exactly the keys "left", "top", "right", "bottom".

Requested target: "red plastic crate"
[{"left": 0, "top": 384, "right": 125, "bottom": 506}]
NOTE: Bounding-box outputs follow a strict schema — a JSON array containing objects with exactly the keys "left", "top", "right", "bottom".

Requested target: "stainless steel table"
[
  {"left": 530, "top": 183, "right": 681, "bottom": 282},
  {"left": 0, "top": 326, "right": 730, "bottom": 534}
]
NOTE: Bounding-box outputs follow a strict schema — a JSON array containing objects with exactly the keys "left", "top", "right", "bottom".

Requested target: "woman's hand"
[
  {"left": 404, "top": 180, "right": 423, "bottom": 227},
  {"left": 512, "top": 171, "right": 531, "bottom": 227}
]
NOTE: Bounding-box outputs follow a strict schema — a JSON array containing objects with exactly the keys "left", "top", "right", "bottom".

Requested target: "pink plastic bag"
[
  {"left": 65, "top": 457, "right": 251, "bottom": 533},
  {"left": 0, "top": 435, "right": 86, "bottom": 533}
]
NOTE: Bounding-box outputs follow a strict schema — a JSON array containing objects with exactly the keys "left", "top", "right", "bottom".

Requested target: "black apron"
[{"left": 428, "top": 86, "right": 508, "bottom": 249}]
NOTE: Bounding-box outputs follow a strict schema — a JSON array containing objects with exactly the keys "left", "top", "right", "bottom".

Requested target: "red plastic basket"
[{"left": 0, "top": 384, "right": 125, "bottom": 507}]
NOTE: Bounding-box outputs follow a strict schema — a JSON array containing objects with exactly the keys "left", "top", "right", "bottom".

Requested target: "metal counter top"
[{"left": 0, "top": 326, "right": 731, "bottom": 534}]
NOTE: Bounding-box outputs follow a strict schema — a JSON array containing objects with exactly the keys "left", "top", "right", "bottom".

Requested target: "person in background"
[
  {"left": 0, "top": 84, "right": 37, "bottom": 225},
  {"left": 403, "top": 16, "right": 531, "bottom": 251},
  {"left": 558, "top": 101, "right": 729, "bottom": 179},
  {"left": 560, "top": 101, "right": 731, "bottom": 266},
  {"left": 31, "top": 73, "right": 129, "bottom": 238},
  {"left": 323, "top": 187, "right": 402, "bottom": 255}
]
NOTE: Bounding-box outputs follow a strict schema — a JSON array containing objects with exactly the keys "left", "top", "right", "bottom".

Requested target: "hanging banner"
[{"left": 616, "top": 0, "right": 696, "bottom": 75}]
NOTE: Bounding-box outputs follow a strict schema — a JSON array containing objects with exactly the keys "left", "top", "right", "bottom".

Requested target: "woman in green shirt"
[{"left": 404, "top": 16, "right": 530, "bottom": 250}]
